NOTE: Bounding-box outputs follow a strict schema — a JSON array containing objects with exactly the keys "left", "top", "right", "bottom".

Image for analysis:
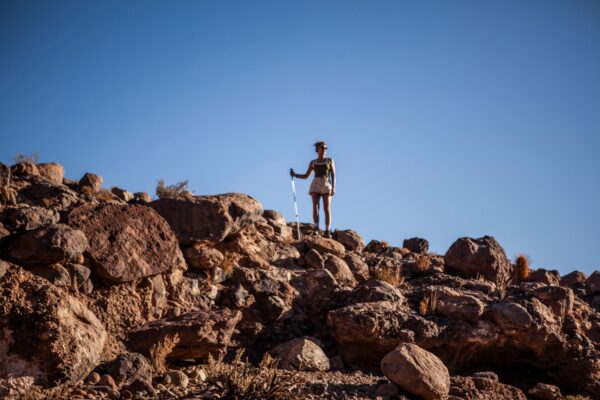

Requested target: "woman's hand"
[{"left": 331, "top": 188, "right": 336, "bottom": 196}]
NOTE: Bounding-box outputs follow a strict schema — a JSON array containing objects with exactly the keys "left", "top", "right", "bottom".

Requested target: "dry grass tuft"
[
  {"left": 13, "top": 152, "right": 39, "bottom": 164},
  {"left": 419, "top": 288, "right": 439, "bottom": 316},
  {"left": 148, "top": 333, "right": 180, "bottom": 373},
  {"left": 206, "top": 348, "right": 301, "bottom": 400},
  {"left": 156, "top": 179, "right": 193, "bottom": 199}
]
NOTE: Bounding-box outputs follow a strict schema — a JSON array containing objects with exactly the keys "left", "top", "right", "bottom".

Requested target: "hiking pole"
[{"left": 289, "top": 169, "right": 302, "bottom": 240}]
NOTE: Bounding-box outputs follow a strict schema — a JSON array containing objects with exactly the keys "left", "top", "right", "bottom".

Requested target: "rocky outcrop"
[
  {"left": 381, "top": 343, "right": 450, "bottom": 400},
  {"left": 149, "top": 193, "right": 262, "bottom": 244},
  {"left": 128, "top": 309, "right": 242, "bottom": 360},
  {"left": 444, "top": 236, "right": 511, "bottom": 287},
  {"left": 0, "top": 267, "right": 106, "bottom": 385},
  {"left": 68, "top": 203, "right": 186, "bottom": 283}
]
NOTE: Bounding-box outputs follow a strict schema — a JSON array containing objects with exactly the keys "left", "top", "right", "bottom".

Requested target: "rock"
[
  {"left": 305, "top": 235, "right": 346, "bottom": 257},
  {"left": 222, "top": 283, "right": 253, "bottom": 308},
  {"left": 165, "top": 370, "right": 189, "bottom": 387},
  {"left": 528, "top": 268, "right": 560, "bottom": 285},
  {"left": 133, "top": 192, "right": 152, "bottom": 204},
  {"left": 485, "top": 301, "right": 533, "bottom": 329},
  {"left": 262, "top": 210, "right": 293, "bottom": 241},
  {"left": 0, "top": 267, "right": 107, "bottom": 385},
  {"left": 79, "top": 172, "right": 103, "bottom": 192},
  {"left": 471, "top": 371, "right": 498, "bottom": 382},
  {"left": 304, "top": 248, "right": 325, "bottom": 269},
  {"left": 343, "top": 252, "right": 370, "bottom": 282},
  {"left": 8, "top": 224, "right": 88, "bottom": 265},
  {"left": 121, "top": 378, "right": 156, "bottom": 396},
  {"left": 427, "top": 287, "right": 485, "bottom": 323},
  {"left": 375, "top": 382, "right": 400, "bottom": 399},
  {"left": 268, "top": 337, "right": 330, "bottom": 372},
  {"left": 101, "top": 353, "right": 153, "bottom": 387},
  {"left": 183, "top": 244, "right": 224, "bottom": 270},
  {"left": 403, "top": 237, "right": 429, "bottom": 254},
  {"left": 364, "top": 239, "right": 388, "bottom": 253},
  {"left": 450, "top": 376, "right": 526, "bottom": 400},
  {"left": 98, "top": 374, "right": 119, "bottom": 391},
  {"left": 531, "top": 285, "right": 574, "bottom": 319},
  {"left": 334, "top": 229, "right": 365, "bottom": 252},
  {"left": 149, "top": 193, "right": 263, "bottom": 244},
  {"left": 128, "top": 309, "right": 242, "bottom": 360},
  {"left": 444, "top": 236, "right": 511, "bottom": 287},
  {"left": 17, "top": 179, "right": 78, "bottom": 211},
  {"left": 37, "top": 162, "right": 64, "bottom": 185},
  {"left": 64, "top": 263, "right": 92, "bottom": 290},
  {"left": 29, "top": 263, "right": 71, "bottom": 287},
  {"left": 111, "top": 187, "right": 134, "bottom": 202},
  {"left": 0, "top": 260, "right": 10, "bottom": 278},
  {"left": 68, "top": 203, "right": 186, "bottom": 283},
  {"left": 585, "top": 271, "right": 600, "bottom": 295},
  {"left": 560, "top": 270, "right": 586, "bottom": 289},
  {"left": 324, "top": 254, "right": 357, "bottom": 287},
  {"left": 11, "top": 161, "right": 40, "bottom": 177},
  {"left": 262, "top": 295, "right": 288, "bottom": 321},
  {"left": 528, "top": 382, "right": 561, "bottom": 400},
  {"left": 0, "top": 223, "right": 10, "bottom": 239},
  {"left": 85, "top": 371, "right": 101, "bottom": 385},
  {"left": 349, "top": 280, "right": 404, "bottom": 304},
  {"left": 5, "top": 206, "right": 59, "bottom": 232},
  {"left": 381, "top": 343, "right": 450, "bottom": 400}
]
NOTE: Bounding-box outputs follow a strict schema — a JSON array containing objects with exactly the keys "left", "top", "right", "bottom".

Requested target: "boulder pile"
[{"left": 0, "top": 160, "right": 599, "bottom": 400}]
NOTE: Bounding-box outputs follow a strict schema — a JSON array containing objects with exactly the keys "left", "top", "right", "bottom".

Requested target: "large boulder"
[
  {"left": 128, "top": 309, "right": 242, "bottom": 360},
  {"left": 4, "top": 206, "right": 60, "bottom": 232},
  {"left": 37, "top": 163, "right": 65, "bottom": 185},
  {"left": 268, "top": 337, "right": 330, "bottom": 372},
  {"left": 403, "top": 237, "right": 429, "bottom": 254},
  {"left": 149, "top": 193, "right": 263, "bottom": 244},
  {"left": 444, "top": 236, "right": 511, "bottom": 287},
  {"left": 8, "top": 224, "right": 88, "bottom": 265},
  {"left": 79, "top": 172, "right": 103, "bottom": 192},
  {"left": 381, "top": 343, "right": 450, "bottom": 400},
  {"left": 585, "top": 271, "right": 600, "bottom": 295},
  {"left": 450, "top": 376, "right": 527, "bottom": 400},
  {"left": 0, "top": 267, "right": 107, "bottom": 385},
  {"left": 333, "top": 229, "right": 365, "bottom": 252},
  {"left": 305, "top": 235, "right": 346, "bottom": 257},
  {"left": 324, "top": 254, "right": 357, "bottom": 287},
  {"left": 426, "top": 286, "right": 485, "bottom": 323},
  {"left": 68, "top": 203, "right": 186, "bottom": 283}
]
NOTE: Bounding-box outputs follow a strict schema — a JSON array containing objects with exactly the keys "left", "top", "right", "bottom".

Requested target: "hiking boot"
[{"left": 323, "top": 229, "right": 332, "bottom": 238}]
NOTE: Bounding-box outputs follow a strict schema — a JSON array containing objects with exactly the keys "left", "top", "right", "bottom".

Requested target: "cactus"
[{"left": 514, "top": 254, "right": 530, "bottom": 284}]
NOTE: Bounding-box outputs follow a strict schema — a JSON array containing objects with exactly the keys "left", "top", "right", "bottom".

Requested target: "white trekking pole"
[{"left": 289, "top": 169, "right": 302, "bottom": 240}]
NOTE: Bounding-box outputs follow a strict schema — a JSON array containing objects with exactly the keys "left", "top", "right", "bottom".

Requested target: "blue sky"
[{"left": 1, "top": 0, "right": 599, "bottom": 275}]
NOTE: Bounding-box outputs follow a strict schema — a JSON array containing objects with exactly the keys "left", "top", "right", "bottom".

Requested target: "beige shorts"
[{"left": 309, "top": 176, "right": 332, "bottom": 195}]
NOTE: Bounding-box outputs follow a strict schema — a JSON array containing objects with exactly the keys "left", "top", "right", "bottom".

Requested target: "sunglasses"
[{"left": 320, "top": 146, "right": 328, "bottom": 150}]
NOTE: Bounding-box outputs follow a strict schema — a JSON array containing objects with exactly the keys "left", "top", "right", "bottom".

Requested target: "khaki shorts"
[{"left": 309, "top": 176, "right": 332, "bottom": 195}]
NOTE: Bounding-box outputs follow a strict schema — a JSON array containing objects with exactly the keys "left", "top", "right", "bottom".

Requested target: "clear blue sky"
[{"left": 1, "top": 1, "right": 599, "bottom": 275}]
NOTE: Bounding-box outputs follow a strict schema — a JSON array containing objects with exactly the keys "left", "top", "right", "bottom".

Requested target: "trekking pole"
[{"left": 289, "top": 169, "right": 302, "bottom": 240}]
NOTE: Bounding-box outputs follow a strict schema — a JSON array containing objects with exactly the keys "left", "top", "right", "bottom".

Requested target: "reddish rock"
[
  {"left": 334, "top": 229, "right": 365, "bottom": 252},
  {"left": 111, "top": 187, "right": 134, "bottom": 202},
  {"left": 450, "top": 376, "right": 527, "bottom": 400},
  {"left": 79, "top": 172, "right": 103, "bottom": 192},
  {"left": 444, "top": 236, "right": 511, "bottom": 287},
  {"left": 305, "top": 248, "right": 325, "bottom": 269},
  {"left": 528, "top": 382, "right": 561, "bottom": 400},
  {"left": 149, "top": 193, "right": 263, "bottom": 244},
  {"left": 183, "top": 244, "right": 224, "bottom": 270},
  {"left": 133, "top": 192, "right": 152, "bottom": 204},
  {"left": 585, "top": 271, "right": 600, "bottom": 295},
  {"left": 37, "top": 163, "right": 64, "bottom": 185},
  {"left": 305, "top": 235, "right": 346, "bottom": 257},
  {"left": 343, "top": 252, "right": 370, "bottom": 282},
  {"left": 8, "top": 224, "right": 88, "bottom": 265},
  {"left": 324, "top": 254, "right": 357, "bottom": 287},
  {"left": 5, "top": 206, "right": 59, "bottom": 232},
  {"left": 0, "top": 267, "right": 107, "bottom": 385},
  {"left": 128, "top": 309, "right": 242, "bottom": 360},
  {"left": 68, "top": 203, "right": 186, "bottom": 283},
  {"left": 528, "top": 268, "right": 560, "bottom": 285},
  {"left": 349, "top": 280, "right": 404, "bottom": 304},
  {"left": 381, "top": 343, "right": 450, "bottom": 400},
  {"left": 403, "top": 237, "right": 429, "bottom": 254},
  {"left": 427, "top": 286, "right": 485, "bottom": 323},
  {"left": 560, "top": 270, "right": 586, "bottom": 289},
  {"left": 268, "top": 337, "right": 330, "bottom": 372},
  {"left": 11, "top": 162, "right": 39, "bottom": 177}
]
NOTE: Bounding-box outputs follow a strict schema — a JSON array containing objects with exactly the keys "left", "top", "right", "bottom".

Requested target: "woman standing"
[{"left": 290, "top": 141, "right": 336, "bottom": 238}]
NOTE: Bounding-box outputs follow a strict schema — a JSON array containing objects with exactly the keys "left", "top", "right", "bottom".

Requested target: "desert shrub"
[
  {"left": 419, "top": 289, "right": 438, "bottom": 316},
  {"left": 13, "top": 152, "right": 39, "bottom": 164},
  {"left": 514, "top": 254, "right": 530, "bottom": 284},
  {"left": 206, "top": 348, "right": 301, "bottom": 400},
  {"left": 155, "top": 179, "right": 192, "bottom": 199}
]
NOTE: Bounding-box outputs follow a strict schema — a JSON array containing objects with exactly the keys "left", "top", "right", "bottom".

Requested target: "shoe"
[{"left": 323, "top": 229, "right": 332, "bottom": 238}]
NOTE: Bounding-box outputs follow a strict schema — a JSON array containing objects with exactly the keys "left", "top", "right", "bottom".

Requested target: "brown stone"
[
  {"left": 183, "top": 244, "right": 224, "bottom": 270},
  {"left": 79, "top": 172, "right": 103, "bottom": 192},
  {"left": 8, "top": 224, "right": 88, "bottom": 265},
  {"left": 268, "top": 337, "right": 330, "bottom": 372},
  {"left": 334, "top": 229, "right": 365, "bottom": 252},
  {"left": 68, "top": 203, "right": 186, "bottom": 283},
  {"left": 37, "top": 163, "right": 65, "bottom": 185}
]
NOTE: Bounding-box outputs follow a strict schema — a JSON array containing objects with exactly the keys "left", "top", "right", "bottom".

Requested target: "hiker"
[{"left": 290, "top": 141, "right": 336, "bottom": 238}]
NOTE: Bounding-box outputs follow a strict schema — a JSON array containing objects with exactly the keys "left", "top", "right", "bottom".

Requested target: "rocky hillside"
[{"left": 0, "top": 160, "right": 599, "bottom": 400}]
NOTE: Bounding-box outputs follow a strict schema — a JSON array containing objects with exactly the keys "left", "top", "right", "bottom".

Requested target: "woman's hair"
[{"left": 314, "top": 141, "right": 327, "bottom": 152}]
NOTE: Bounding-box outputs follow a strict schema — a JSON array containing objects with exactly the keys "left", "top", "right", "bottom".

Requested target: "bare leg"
[
  {"left": 323, "top": 194, "right": 331, "bottom": 230},
  {"left": 311, "top": 193, "right": 321, "bottom": 230}
]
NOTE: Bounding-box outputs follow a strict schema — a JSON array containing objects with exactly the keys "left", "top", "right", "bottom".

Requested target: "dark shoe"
[{"left": 324, "top": 229, "right": 332, "bottom": 238}]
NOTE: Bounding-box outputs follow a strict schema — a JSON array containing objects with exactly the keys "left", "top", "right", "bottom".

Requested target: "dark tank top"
[{"left": 313, "top": 158, "right": 331, "bottom": 177}]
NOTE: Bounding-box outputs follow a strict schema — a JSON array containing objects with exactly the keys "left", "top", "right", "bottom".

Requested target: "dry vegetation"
[
  {"left": 12, "top": 152, "right": 40, "bottom": 164},
  {"left": 148, "top": 333, "right": 180, "bottom": 373},
  {"left": 155, "top": 179, "right": 193, "bottom": 199},
  {"left": 372, "top": 265, "right": 403, "bottom": 286},
  {"left": 206, "top": 349, "right": 301, "bottom": 400}
]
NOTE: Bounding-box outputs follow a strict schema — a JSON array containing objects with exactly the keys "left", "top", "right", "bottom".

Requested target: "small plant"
[
  {"left": 206, "top": 348, "right": 300, "bottom": 399},
  {"left": 514, "top": 254, "right": 530, "bottom": 284},
  {"left": 148, "top": 333, "right": 180, "bottom": 373},
  {"left": 419, "top": 288, "right": 439, "bottom": 316},
  {"left": 13, "top": 152, "right": 40, "bottom": 164},
  {"left": 155, "top": 179, "right": 192, "bottom": 199},
  {"left": 415, "top": 255, "right": 430, "bottom": 272},
  {"left": 418, "top": 296, "right": 429, "bottom": 315}
]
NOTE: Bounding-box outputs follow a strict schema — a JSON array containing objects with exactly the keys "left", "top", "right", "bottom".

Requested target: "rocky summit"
[{"left": 0, "top": 160, "right": 599, "bottom": 400}]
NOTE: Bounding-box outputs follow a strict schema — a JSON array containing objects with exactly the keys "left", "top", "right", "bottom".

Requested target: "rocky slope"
[{"left": 0, "top": 160, "right": 599, "bottom": 400}]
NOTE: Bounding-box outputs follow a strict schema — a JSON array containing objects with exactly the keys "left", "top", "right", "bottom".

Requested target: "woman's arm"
[
  {"left": 330, "top": 158, "right": 336, "bottom": 195},
  {"left": 294, "top": 161, "right": 313, "bottom": 179}
]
